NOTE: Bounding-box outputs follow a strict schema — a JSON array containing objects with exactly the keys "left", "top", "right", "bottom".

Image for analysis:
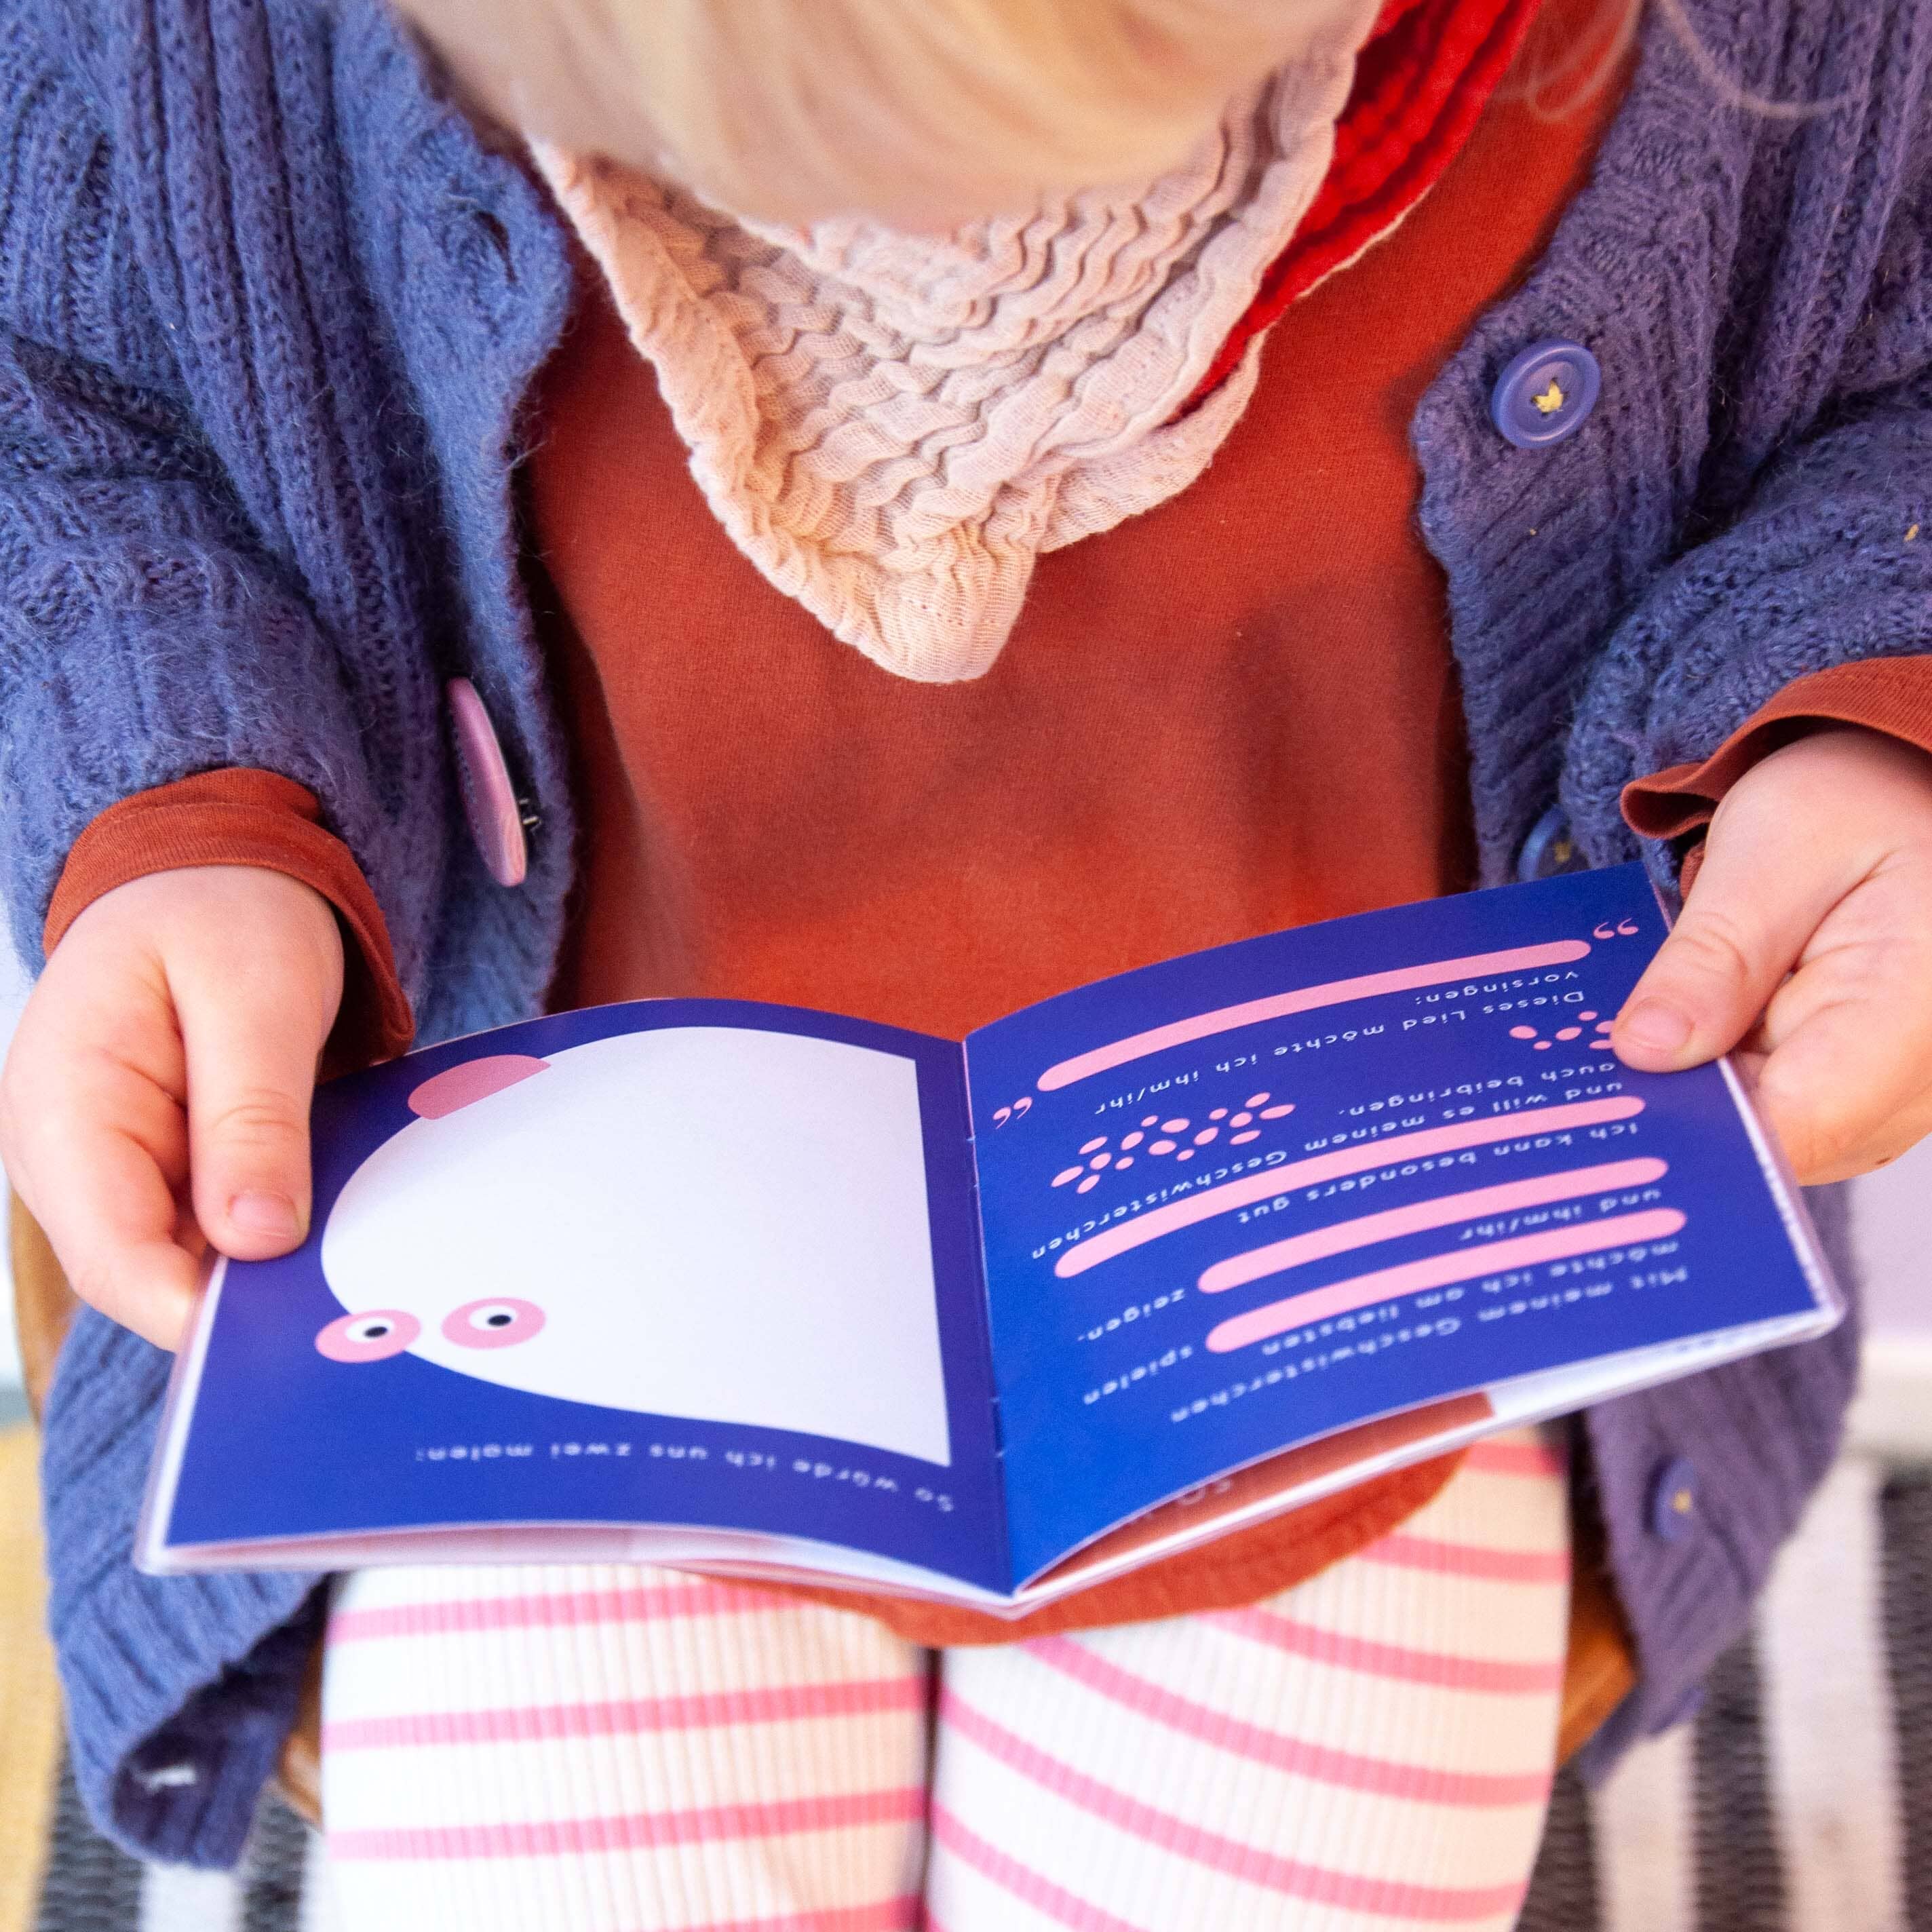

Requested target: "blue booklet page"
[
  {"left": 151, "top": 999, "right": 1009, "bottom": 1591},
  {"left": 965, "top": 864, "right": 1832, "bottom": 1585}
]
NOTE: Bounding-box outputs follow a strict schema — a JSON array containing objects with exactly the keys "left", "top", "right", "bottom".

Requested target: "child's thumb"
[
  {"left": 176, "top": 945, "right": 332, "bottom": 1261},
  {"left": 1612, "top": 815, "right": 1838, "bottom": 1073}
]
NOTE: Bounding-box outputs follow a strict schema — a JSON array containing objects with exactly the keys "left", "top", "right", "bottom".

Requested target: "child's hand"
[
  {"left": 1614, "top": 726, "right": 1932, "bottom": 1184},
  {"left": 0, "top": 867, "right": 343, "bottom": 1351}
]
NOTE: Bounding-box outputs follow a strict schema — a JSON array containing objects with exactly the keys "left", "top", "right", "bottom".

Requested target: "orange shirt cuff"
[
  {"left": 1622, "top": 656, "right": 1932, "bottom": 843},
  {"left": 45, "top": 769, "right": 415, "bottom": 1075}
]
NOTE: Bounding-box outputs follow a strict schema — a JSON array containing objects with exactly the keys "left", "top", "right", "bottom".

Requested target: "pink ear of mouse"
[{"left": 407, "top": 1054, "right": 551, "bottom": 1120}]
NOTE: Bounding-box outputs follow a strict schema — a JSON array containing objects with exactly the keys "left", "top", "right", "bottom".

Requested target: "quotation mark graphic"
[
  {"left": 1592, "top": 919, "right": 1640, "bottom": 940},
  {"left": 992, "top": 1096, "right": 1033, "bottom": 1128},
  {"left": 1508, "top": 1012, "right": 1617, "bottom": 1053},
  {"left": 1051, "top": 1093, "right": 1295, "bottom": 1193}
]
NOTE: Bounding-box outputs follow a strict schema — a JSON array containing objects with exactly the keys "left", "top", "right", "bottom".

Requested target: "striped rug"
[{"left": 28, "top": 1458, "right": 1932, "bottom": 1932}]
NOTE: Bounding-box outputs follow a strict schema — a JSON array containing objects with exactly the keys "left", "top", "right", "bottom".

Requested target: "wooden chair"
[{"left": 10, "top": 1194, "right": 1629, "bottom": 1837}]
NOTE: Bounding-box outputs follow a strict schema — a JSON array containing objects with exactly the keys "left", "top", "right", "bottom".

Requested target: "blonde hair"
[
  {"left": 404, "top": 0, "right": 1852, "bottom": 230},
  {"left": 402, "top": 0, "right": 1371, "bottom": 225}
]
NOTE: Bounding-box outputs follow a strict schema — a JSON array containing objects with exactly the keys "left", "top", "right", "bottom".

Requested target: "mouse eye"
[
  {"left": 315, "top": 1309, "right": 421, "bottom": 1362},
  {"left": 442, "top": 1297, "right": 546, "bottom": 1349}
]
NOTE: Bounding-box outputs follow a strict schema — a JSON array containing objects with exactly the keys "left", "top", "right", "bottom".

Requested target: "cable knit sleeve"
[
  {"left": 1564, "top": 372, "right": 1932, "bottom": 891},
  {"left": 1558, "top": 20, "right": 1932, "bottom": 879},
  {"left": 0, "top": 319, "right": 423, "bottom": 976},
  {"left": 0, "top": 2, "right": 459, "bottom": 996},
  {"left": 0, "top": 7, "right": 440, "bottom": 1870}
]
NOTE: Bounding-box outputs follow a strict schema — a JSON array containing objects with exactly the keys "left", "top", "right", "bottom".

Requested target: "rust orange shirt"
[{"left": 514, "top": 0, "right": 1630, "bottom": 1643}]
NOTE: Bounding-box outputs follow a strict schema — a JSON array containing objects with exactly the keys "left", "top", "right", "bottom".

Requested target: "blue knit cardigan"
[{"left": 4, "top": 0, "right": 1929, "bottom": 1869}]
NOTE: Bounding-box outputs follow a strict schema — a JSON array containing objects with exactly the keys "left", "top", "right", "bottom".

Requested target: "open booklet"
[{"left": 140, "top": 862, "right": 1840, "bottom": 1610}]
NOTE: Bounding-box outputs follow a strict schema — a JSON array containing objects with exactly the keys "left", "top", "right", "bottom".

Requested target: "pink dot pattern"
[
  {"left": 1508, "top": 1013, "right": 1621, "bottom": 1052},
  {"left": 1044, "top": 1089, "right": 1299, "bottom": 1193}
]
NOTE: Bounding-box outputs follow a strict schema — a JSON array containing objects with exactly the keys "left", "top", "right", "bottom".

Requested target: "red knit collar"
[{"left": 1182, "top": 0, "right": 1546, "bottom": 412}]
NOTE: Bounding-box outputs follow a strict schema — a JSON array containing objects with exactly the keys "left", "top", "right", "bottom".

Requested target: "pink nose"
[{"left": 408, "top": 1054, "right": 550, "bottom": 1119}]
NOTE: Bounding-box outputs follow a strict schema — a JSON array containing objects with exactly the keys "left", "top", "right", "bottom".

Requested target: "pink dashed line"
[
  {"left": 1054, "top": 1097, "right": 1646, "bottom": 1278},
  {"left": 1197, "top": 1159, "right": 1668, "bottom": 1294},
  {"left": 1037, "top": 942, "right": 1592, "bottom": 1090},
  {"left": 1205, "top": 1208, "right": 1686, "bottom": 1353}
]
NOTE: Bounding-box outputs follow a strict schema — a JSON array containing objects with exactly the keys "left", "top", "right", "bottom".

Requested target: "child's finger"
[
  {"left": 175, "top": 969, "right": 328, "bottom": 1260},
  {"left": 1612, "top": 805, "right": 1847, "bottom": 1073},
  {"left": 1750, "top": 978, "right": 1932, "bottom": 1182},
  {"left": 1735, "top": 876, "right": 1932, "bottom": 1180},
  {"left": 18, "top": 1103, "right": 201, "bottom": 1349}
]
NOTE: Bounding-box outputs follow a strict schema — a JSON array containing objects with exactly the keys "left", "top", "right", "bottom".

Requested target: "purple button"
[
  {"left": 1647, "top": 1456, "right": 1699, "bottom": 1543},
  {"left": 446, "top": 678, "right": 527, "bottom": 888},
  {"left": 1490, "top": 339, "right": 1601, "bottom": 448},
  {"left": 1515, "top": 805, "right": 1586, "bottom": 884}
]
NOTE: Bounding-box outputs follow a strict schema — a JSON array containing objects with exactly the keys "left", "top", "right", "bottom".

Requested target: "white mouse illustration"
[{"left": 312, "top": 1025, "right": 953, "bottom": 1467}]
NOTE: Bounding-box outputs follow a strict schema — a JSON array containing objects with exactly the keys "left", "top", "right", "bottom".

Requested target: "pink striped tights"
[{"left": 320, "top": 1433, "right": 1569, "bottom": 1931}]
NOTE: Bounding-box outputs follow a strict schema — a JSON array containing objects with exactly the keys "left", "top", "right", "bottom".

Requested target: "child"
[{"left": 3, "top": 0, "right": 1929, "bottom": 1923}]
